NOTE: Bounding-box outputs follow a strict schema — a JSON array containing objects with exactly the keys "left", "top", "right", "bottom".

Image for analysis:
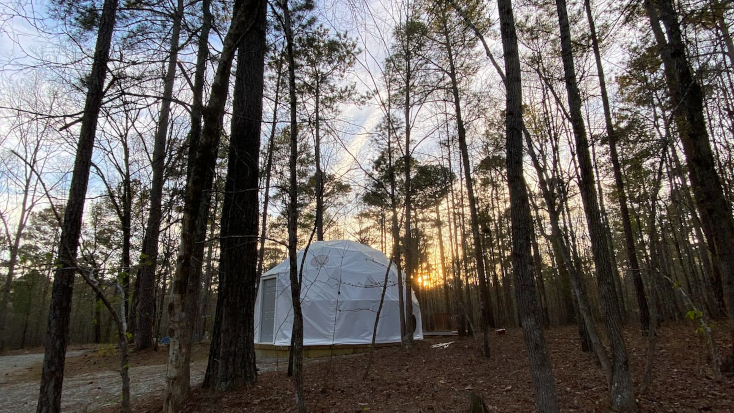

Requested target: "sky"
[{"left": 0, "top": 0, "right": 637, "bottom": 281}]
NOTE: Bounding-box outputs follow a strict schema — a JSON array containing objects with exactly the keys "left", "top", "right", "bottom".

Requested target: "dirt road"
[
  {"left": 0, "top": 349, "right": 280, "bottom": 412},
  {"left": 0, "top": 350, "right": 88, "bottom": 387}
]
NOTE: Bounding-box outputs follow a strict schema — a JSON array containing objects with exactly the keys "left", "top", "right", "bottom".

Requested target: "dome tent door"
[{"left": 260, "top": 277, "right": 276, "bottom": 343}]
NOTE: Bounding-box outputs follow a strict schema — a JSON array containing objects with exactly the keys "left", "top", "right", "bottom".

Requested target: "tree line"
[{"left": 0, "top": 0, "right": 732, "bottom": 412}]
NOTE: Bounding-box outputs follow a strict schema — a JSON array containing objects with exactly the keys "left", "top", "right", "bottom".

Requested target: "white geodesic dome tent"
[{"left": 254, "top": 240, "right": 423, "bottom": 346}]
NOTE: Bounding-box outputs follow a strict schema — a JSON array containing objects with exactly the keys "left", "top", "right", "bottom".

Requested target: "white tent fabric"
[{"left": 254, "top": 240, "right": 423, "bottom": 346}]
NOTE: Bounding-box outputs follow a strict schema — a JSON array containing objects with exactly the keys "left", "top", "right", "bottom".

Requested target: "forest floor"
[{"left": 1, "top": 323, "right": 732, "bottom": 412}]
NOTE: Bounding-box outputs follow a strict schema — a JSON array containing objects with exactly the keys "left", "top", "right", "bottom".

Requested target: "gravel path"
[
  {"left": 0, "top": 351, "right": 281, "bottom": 412},
  {"left": 0, "top": 350, "right": 88, "bottom": 386}
]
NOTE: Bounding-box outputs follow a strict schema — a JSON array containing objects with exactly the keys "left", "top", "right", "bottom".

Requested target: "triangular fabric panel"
[{"left": 254, "top": 240, "right": 423, "bottom": 346}]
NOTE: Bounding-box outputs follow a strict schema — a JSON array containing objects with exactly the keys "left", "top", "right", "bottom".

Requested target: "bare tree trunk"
[
  {"left": 669, "top": 148, "right": 726, "bottom": 316},
  {"left": 257, "top": 55, "right": 284, "bottom": 280},
  {"left": 441, "top": 9, "right": 494, "bottom": 354},
  {"left": 184, "top": 11, "right": 219, "bottom": 356},
  {"left": 547, "top": 209, "right": 612, "bottom": 382},
  {"left": 0, "top": 246, "right": 19, "bottom": 348},
  {"left": 163, "top": 2, "right": 257, "bottom": 410},
  {"left": 121, "top": 143, "right": 132, "bottom": 327},
  {"left": 176, "top": 0, "right": 220, "bottom": 357},
  {"left": 535, "top": 72, "right": 592, "bottom": 349},
  {"left": 457, "top": 174, "right": 476, "bottom": 334},
  {"left": 530, "top": 225, "right": 550, "bottom": 327},
  {"left": 386, "top": 91, "right": 407, "bottom": 344},
  {"left": 363, "top": 261, "right": 394, "bottom": 379},
  {"left": 570, "top": 282, "right": 592, "bottom": 352},
  {"left": 198, "top": 203, "right": 218, "bottom": 340},
  {"left": 281, "top": 0, "right": 306, "bottom": 411},
  {"left": 94, "top": 269, "right": 103, "bottom": 344},
  {"left": 135, "top": 0, "right": 184, "bottom": 351},
  {"left": 392, "top": 200, "right": 407, "bottom": 343},
  {"left": 436, "top": 203, "right": 451, "bottom": 314},
  {"left": 640, "top": 149, "right": 670, "bottom": 391},
  {"left": 712, "top": 0, "right": 734, "bottom": 70},
  {"left": 584, "top": 0, "right": 648, "bottom": 333},
  {"left": 36, "top": 1, "right": 118, "bottom": 411},
  {"left": 489, "top": 192, "right": 508, "bottom": 326},
  {"left": 203, "top": 0, "right": 266, "bottom": 390},
  {"left": 20, "top": 276, "right": 36, "bottom": 349},
  {"left": 499, "top": 214, "right": 518, "bottom": 326},
  {"left": 314, "top": 84, "right": 324, "bottom": 241},
  {"left": 446, "top": 146, "right": 466, "bottom": 335},
  {"left": 187, "top": 0, "right": 215, "bottom": 348},
  {"left": 0, "top": 141, "right": 39, "bottom": 350},
  {"left": 34, "top": 264, "right": 53, "bottom": 348},
  {"left": 554, "top": 0, "right": 636, "bottom": 409},
  {"left": 402, "top": 40, "right": 416, "bottom": 349},
  {"left": 667, "top": 164, "right": 719, "bottom": 315},
  {"left": 154, "top": 243, "right": 171, "bottom": 349},
  {"left": 591, "top": 141, "right": 627, "bottom": 323},
  {"left": 645, "top": 0, "right": 734, "bottom": 358},
  {"left": 498, "top": 0, "right": 559, "bottom": 410},
  {"left": 78, "top": 271, "right": 131, "bottom": 413}
]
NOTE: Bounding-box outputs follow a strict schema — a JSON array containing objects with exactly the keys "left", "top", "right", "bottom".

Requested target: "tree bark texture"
[
  {"left": 645, "top": 0, "right": 734, "bottom": 355},
  {"left": 203, "top": 0, "right": 266, "bottom": 391},
  {"left": 554, "top": 0, "right": 636, "bottom": 410},
  {"left": 315, "top": 85, "right": 324, "bottom": 241},
  {"left": 669, "top": 147, "right": 727, "bottom": 316},
  {"left": 446, "top": 145, "right": 467, "bottom": 335},
  {"left": 36, "top": 1, "right": 118, "bottom": 411},
  {"left": 583, "top": 0, "right": 649, "bottom": 334},
  {"left": 442, "top": 13, "right": 494, "bottom": 354},
  {"left": 163, "top": 2, "right": 258, "bottom": 410},
  {"left": 388, "top": 115, "right": 407, "bottom": 341},
  {"left": 498, "top": 0, "right": 560, "bottom": 411},
  {"left": 257, "top": 56, "right": 284, "bottom": 280},
  {"left": 121, "top": 148, "right": 132, "bottom": 328},
  {"left": 135, "top": 0, "right": 184, "bottom": 351},
  {"left": 436, "top": 203, "right": 451, "bottom": 313},
  {"left": 282, "top": 0, "right": 307, "bottom": 411},
  {"left": 530, "top": 225, "right": 550, "bottom": 327},
  {"left": 402, "top": 32, "right": 416, "bottom": 347},
  {"left": 80, "top": 271, "right": 131, "bottom": 413}
]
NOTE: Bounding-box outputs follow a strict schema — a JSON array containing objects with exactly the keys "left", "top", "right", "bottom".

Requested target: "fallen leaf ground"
[{"left": 104, "top": 323, "right": 733, "bottom": 412}]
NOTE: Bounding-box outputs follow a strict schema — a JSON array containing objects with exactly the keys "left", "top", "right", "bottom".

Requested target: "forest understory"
[{"left": 77, "top": 324, "right": 734, "bottom": 413}]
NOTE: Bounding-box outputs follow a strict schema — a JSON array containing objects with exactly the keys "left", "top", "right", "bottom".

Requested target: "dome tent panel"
[
  {"left": 302, "top": 292, "right": 338, "bottom": 345},
  {"left": 254, "top": 240, "right": 422, "bottom": 347},
  {"left": 334, "top": 299, "right": 404, "bottom": 344}
]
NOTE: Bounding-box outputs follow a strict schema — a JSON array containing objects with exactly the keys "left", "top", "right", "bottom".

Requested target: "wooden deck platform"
[
  {"left": 423, "top": 331, "right": 458, "bottom": 337},
  {"left": 254, "top": 342, "right": 398, "bottom": 359}
]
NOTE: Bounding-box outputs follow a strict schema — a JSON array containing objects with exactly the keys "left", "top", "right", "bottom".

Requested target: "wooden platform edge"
[{"left": 254, "top": 342, "right": 398, "bottom": 359}]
